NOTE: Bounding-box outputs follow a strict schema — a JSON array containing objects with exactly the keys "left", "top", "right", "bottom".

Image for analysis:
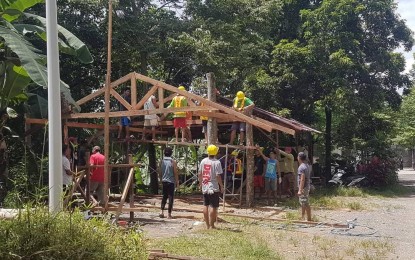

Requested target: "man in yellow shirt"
[{"left": 168, "top": 86, "right": 188, "bottom": 142}]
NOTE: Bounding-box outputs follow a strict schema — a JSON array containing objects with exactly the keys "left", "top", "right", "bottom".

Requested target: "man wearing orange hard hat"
[{"left": 229, "top": 91, "right": 255, "bottom": 145}]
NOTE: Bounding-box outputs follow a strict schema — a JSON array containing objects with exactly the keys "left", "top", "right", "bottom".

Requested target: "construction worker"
[
  {"left": 229, "top": 91, "right": 255, "bottom": 145},
  {"left": 199, "top": 144, "right": 224, "bottom": 229},
  {"left": 277, "top": 147, "right": 295, "bottom": 197},
  {"left": 168, "top": 86, "right": 188, "bottom": 142}
]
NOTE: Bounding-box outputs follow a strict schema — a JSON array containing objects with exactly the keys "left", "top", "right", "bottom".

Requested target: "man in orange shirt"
[{"left": 90, "top": 146, "right": 106, "bottom": 205}]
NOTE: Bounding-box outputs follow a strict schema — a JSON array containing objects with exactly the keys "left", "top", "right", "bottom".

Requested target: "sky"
[{"left": 396, "top": 0, "right": 415, "bottom": 72}]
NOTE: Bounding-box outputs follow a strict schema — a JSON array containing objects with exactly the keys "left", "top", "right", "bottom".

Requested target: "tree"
[
  {"left": 0, "top": 0, "right": 93, "bottom": 204},
  {"left": 271, "top": 0, "right": 413, "bottom": 179}
]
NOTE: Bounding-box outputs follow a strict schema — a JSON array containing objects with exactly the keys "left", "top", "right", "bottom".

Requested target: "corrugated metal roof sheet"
[{"left": 217, "top": 96, "right": 321, "bottom": 134}]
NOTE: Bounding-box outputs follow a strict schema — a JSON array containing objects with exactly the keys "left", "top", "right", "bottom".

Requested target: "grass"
[
  {"left": 277, "top": 183, "right": 414, "bottom": 211},
  {"left": 0, "top": 207, "right": 147, "bottom": 260},
  {"left": 153, "top": 228, "right": 282, "bottom": 260}
]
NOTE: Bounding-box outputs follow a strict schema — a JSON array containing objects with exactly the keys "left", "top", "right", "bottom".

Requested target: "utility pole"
[
  {"left": 207, "top": 73, "right": 217, "bottom": 144},
  {"left": 46, "top": 0, "right": 63, "bottom": 213}
]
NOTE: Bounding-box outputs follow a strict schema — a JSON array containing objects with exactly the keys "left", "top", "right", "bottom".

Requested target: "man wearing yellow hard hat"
[
  {"left": 198, "top": 144, "right": 224, "bottom": 229},
  {"left": 230, "top": 91, "right": 255, "bottom": 145},
  {"left": 168, "top": 86, "right": 188, "bottom": 142}
]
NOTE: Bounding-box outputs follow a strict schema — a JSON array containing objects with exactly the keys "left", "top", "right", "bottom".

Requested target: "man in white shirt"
[
  {"left": 142, "top": 95, "right": 159, "bottom": 141},
  {"left": 62, "top": 144, "right": 74, "bottom": 191}
]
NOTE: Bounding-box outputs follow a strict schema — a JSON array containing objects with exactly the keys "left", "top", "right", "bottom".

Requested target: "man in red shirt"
[{"left": 90, "top": 146, "right": 105, "bottom": 205}]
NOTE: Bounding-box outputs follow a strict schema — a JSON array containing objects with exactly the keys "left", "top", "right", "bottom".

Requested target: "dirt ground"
[{"left": 119, "top": 169, "right": 415, "bottom": 259}]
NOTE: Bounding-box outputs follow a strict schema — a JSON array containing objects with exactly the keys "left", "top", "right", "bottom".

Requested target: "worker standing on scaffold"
[
  {"left": 117, "top": 88, "right": 131, "bottom": 140},
  {"left": 199, "top": 145, "right": 224, "bottom": 229},
  {"left": 168, "top": 86, "right": 188, "bottom": 142},
  {"left": 229, "top": 91, "right": 255, "bottom": 145}
]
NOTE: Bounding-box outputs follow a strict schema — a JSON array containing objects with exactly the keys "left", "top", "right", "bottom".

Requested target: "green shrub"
[{"left": 0, "top": 208, "right": 147, "bottom": 260}]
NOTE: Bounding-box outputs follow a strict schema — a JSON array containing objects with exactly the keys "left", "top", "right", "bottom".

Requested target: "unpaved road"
[
  {"left": 132, "top": 169, "right": 415, "bottom": 259},
  {"left": 308, "top": 169, "right": 415, "bottom": 259}
]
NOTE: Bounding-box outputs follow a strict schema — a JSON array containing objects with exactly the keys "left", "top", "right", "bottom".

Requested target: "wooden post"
[
  {"left": 24, "top": 114, "right": 31, "bottom": 147},
  {"left": 206, "top": 73, "right": 217, "bottom": 144},
  {"left": 104, "top": 0, "right": 114, "bottom": 210},
  {"left": 128, "top": 154, "right": 134, "bottom": 221},
  {"left": 158, "top": 87, "right": 164, "bottom": 109},
  {"left": 245, "top": 111, "right": 254, "bottom": 207},
  {"left": 148, "top": 144, "right": 158, "bottom": 194},
  {"left": 131, "top": 74, "right": 137, "bottom": 107},
  {"left": 63, "top": 120, "right": 68, "bottom": 144},
  {"left": 85, "top": 151, "right": 91, "bottom": 205}
]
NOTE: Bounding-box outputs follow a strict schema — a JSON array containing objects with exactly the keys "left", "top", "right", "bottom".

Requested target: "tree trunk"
[
  {"left": 324, "top": 105, "right": 332, "bottom": 183},
  {"left": 148, "top": 144, "right": 158, "bottom": 194}
]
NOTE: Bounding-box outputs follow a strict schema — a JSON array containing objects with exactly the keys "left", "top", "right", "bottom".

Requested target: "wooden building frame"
[{"left": 26, "top": 71, "right": 319, "bottom": 214}]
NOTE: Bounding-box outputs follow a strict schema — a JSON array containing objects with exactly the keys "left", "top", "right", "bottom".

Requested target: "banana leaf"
[
  {"left": 0, "top": 25, "right": 80, "bottom": 112},
  {"left": 0, "top": 63, "right": 31, "bottom": 109},
  {"left": 1, "top": 0, "right": 44, "bottom": 22},
  {"left": 24, "top": 13, "right": 93, "bottom": 64}
]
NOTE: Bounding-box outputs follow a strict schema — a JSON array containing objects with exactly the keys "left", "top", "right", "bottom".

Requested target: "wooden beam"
[
  {"left": 132, "top": 119, "right": 203, "bottom": 127},
  {"left": 134, "top": 85, "right": 158, "bottom": 110},
  {"left": 115, "top": 167, "right": 135, "bottom": 220},
  {"left": 131, "top": 74, "right": 137, "bottom": 107},
  {"left": 158, "top": 87, "right": 164, "bottom": 109},
  {"left": 26, "top": 118, "right": 48, "bottom": 124},
  {"left": 63, "top": 105, "right": 217, "bottom": 119},
  {"left": 134, "top": 73, "right": 273, "bottom": 132},
  {"left": 253, "top": 116, "right": 295, "bottom": 136},
  {"left": 110, "top": 88, "right": 132, "bottom": 110},
  {"left": 76, "top": 73, "right": 134, "bottom": 106}
]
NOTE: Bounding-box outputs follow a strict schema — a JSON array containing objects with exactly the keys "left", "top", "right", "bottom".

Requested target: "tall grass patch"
[{"left": 0, "top": 208, "right": 147, "bottom": 260}]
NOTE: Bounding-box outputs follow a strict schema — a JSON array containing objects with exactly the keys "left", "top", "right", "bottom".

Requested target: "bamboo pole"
[{"left": 104, "top": 0, "right": 113, "bottom": 210}]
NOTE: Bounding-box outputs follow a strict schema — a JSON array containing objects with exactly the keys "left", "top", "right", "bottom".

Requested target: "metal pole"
[{"left": 46, "top": 0, "right": 63, "bottom": 213}]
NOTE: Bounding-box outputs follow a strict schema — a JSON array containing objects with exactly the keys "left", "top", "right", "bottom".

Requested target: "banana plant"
[{"left": 0, "top": 0, "right": 93, "bottom": 114}]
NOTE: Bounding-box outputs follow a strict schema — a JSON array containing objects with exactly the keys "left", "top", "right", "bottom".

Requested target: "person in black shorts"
[{"left": 198, "top": 145, "right": 224, "bottom": 229}]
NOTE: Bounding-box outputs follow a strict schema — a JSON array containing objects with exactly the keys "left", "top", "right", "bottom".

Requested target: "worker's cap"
[
  {"left": 207, "top": 145, "right": 219, "bottom": 156},
  {"left": 236, "top": 91, "right": 245, "bottom": 100},
  {"left": 231, "top": 150, "right": 240, "bottom": 156},
  {"left": 178, "top": 86, "right": 186, "bottom": 91}
]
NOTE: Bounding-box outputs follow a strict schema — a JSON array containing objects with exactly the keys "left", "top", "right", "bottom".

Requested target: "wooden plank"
[
  {"left": 110, "top": 88, "right": 132, "bottom": 110},
  {"left": 63, "top": 105, "right": 217, "bottom": 119},
  {"left": 132, "top": 119, "right": 203, "bottom": 126},
  {"left": 26, "top": 118, "right": 48, "bottom": 124},
  {"left": 76, "top": 73, "right": 134, "bottom": 106},
  {"left": 193, "top": 111, "right": 239, "bottom": 121},
  {"left": 128, "top": 154, "right": 134, "bottom": 221},
  {"left": 64, "top": 122, "right": 167, "bottom": 134},
  {"left": 131, "top": 74, "right": 137, "bottom": 107},
  {"left": 134, "top": 85, "right": 158, "bottom": 110},
  {"left": 115, "top": 168, "right": 135, "bottom": 221},
  {"left": 134, "top": 73, "right": 274, "bottom": 132}
]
